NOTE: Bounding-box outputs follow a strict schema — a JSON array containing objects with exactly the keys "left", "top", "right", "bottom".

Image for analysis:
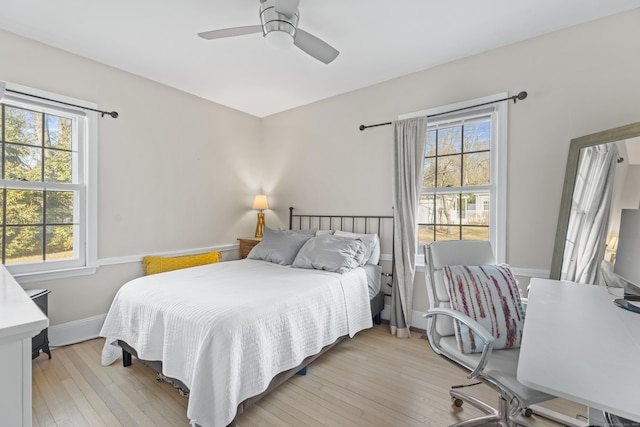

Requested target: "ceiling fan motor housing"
[{"left": 260, "top": 1, "right": 299, "bottom": 39}]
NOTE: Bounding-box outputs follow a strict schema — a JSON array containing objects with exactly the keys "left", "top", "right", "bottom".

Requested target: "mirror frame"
[{"left": 550, "top": 121, "right": 640, "bottom": 280}]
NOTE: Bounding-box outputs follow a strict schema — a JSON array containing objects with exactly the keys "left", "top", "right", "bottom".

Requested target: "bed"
[{"left": 100, "top": 208, "right": 393, "bottom": 427}]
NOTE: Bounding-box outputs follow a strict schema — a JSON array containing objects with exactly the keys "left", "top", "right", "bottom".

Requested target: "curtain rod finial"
[
  {"left": 359, "top": 124, "right": 366, "bottom": 131},
  {"left": 513, "top": 91, "right": 527, "bottom": 103}
]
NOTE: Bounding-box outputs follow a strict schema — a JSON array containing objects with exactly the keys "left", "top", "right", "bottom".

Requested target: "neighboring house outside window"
[
  {"left": 400, "top": 93, "right": 508, "bottom": 263},
  {"left": 0, "top": 83, "right": 97, "bottom": 281}
]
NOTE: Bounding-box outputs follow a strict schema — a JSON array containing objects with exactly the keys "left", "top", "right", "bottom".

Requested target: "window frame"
[
  {"left": 400, "top": 93, "right": 508, "bottom": 264},
  {"left": 1, "top": 82, "right": 98, "bottom": 282}
]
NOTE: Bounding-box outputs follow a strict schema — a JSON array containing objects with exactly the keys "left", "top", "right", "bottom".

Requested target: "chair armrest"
[{"left": 424, "top": 307, "right": 495, "bottom": 379}]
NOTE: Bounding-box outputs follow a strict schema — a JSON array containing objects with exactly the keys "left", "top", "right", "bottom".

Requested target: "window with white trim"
[
  {"left": 402, "top": 94, "right": 508, "bottom": 262},
  {"left": 0, "top": 84, "right": 97, "bottom": 280}
]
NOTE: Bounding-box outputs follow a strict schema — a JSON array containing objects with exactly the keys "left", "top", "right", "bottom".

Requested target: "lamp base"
[{"left": 255, "top": 212, "right": 266, "bottom": 238}]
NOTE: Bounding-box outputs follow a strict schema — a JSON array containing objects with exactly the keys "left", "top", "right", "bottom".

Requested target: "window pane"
[
  {"left": 45, "top": 148, "right": 73, "bottom": 183},
  {"left": 463, "top": 152, "right": 490, "bottom": 186},
  {"left": 45, "top": 115, "right": 72, "bottom": 150},
  {"left": 425, "top": 129, "right": 437, "bottom": 157},
  {"left": 418, "top": 194, "right": 435, "bottom": 224},
  {"left": 436, "top": 194, "right": 460, "bottom": 233},
  {"left": 422, "top": 157, "right": 435, "bottom": 189},
  {"left": 436, "top": 227, "right": 461, "bottom": 241},
  {"left": 437, "top": 126, "right": 462, "bottom": 155},
  {"left": 46, "top": 191, "right": 74, "bottom": 224},
  {"left": 46, "top": 225, "right": 74, "bottom": 260},
  {"left": 462, "top": 226, "right": 489, "bottom": 240},
  {"left": 6, "top": 190, "right": 43, "bottom": 225},
  {"left": 437, "top": 154, "right": 461, "bottom": 187},
  {"left": 5, "top": 225, "right": 43, "bottom": 264},
  {"left": 463, "top": 120, "right": 490, "bottom": 152},
  {"left": 464, "top": 192, "right": 490, "bottom": 226},
  {"left": 418, "top": 225, "right": 435, "bottom": 251},
  {"left": 5, "top": 143, "right": 43, "bottom": 181},
  {"left": 4, "top": 106, "right": 42, "bottom": 146}
]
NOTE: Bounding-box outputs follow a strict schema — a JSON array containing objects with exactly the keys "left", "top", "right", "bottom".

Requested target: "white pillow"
[
  {"left": 315, "top": 230, "right": 335, "bottom": 235},
  {"left": 334, "top": 231, "right": 380, "bottom": 265}
]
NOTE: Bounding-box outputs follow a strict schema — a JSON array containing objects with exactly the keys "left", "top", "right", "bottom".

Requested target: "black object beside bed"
[{"left": 116, "top": 207, "right": 393, "bottom": 426}]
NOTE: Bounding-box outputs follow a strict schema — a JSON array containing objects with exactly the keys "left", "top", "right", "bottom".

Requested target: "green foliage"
[{"left": 1, "top": 104, "right": 75, "bottom": 263}]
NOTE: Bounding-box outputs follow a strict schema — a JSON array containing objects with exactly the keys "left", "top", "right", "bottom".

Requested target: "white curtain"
[
  {"left": 562, "top": 143, "right": 618, "bottom": 284},
  {"left": 390, "top": 117, "right": 427, "bottom": 338}
]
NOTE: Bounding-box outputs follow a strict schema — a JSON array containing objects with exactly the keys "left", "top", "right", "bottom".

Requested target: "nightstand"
[
  {"left": 238, "top": 237, "right": 261, "bottom": 259},
  {"left": 26, "top": 289, "right": 51, "bottom": 359}
]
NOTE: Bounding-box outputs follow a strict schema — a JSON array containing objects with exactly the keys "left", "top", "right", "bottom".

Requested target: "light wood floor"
[{"left": 32, "top": 324, "right": 587, "bottom": 426}]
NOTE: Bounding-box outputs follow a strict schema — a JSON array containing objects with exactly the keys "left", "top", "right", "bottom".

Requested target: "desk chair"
[{"left": 423, "top": 241, "right": 554, "bottom": 426}]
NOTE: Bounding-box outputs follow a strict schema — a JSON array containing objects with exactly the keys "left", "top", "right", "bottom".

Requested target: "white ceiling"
[{"left": 1, "top": 0, "right": 638, "bottom": 118}]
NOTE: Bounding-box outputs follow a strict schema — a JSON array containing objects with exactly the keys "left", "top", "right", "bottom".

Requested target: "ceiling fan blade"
[
  {"left": 274, "top": 0, "right": 300, "bottom": 18},
  {"left": 198, "top": 25, "right": 263, "bottom": 40},
  {"left": 294, "top": 29, "right": 339, "bottom": 64}
]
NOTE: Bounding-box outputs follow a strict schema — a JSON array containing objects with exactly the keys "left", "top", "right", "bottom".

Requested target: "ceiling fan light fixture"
[
  {"left": 265, "top": 30, "right": 294, "bottom": 49},
  {"left": 260, "top": 1, "right": 298, "bottom": 49}
]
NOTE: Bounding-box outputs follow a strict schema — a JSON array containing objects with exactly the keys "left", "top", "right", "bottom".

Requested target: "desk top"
[
  {"left": 518, "top": 278, "right": 640, "bottom": 422},
  {"left": 0, "top": 265, "right": 48, "bottom": 340}
]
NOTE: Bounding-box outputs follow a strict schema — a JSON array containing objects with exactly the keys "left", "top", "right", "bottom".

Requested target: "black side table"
[{"left": 26, "top": 289, "right": 51, "bottom": 359}]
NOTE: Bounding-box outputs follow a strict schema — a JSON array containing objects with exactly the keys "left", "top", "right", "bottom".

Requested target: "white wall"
[
  {"left": 0, "top": 29, "right": 263, "bottom": 326},
  {"left": 261, "top": 9, "right": 640, "bottom": 312}
]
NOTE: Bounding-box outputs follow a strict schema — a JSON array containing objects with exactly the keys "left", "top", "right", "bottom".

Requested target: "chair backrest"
[{"left": 425, "top": 240, "right": 495, "bottom": 340}]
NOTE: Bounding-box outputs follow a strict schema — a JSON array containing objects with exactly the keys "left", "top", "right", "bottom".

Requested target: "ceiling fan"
[{"left": 197, "top": 0, "right": 339, "bottom": 64}]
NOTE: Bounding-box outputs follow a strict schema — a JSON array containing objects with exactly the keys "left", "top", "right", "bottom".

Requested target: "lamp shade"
[{"left": 252, "top": 194, "right": 269, "bottom": 210}]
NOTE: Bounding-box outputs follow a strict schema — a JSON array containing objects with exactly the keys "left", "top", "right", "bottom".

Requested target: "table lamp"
[{"left": 252, "top": 195, "right": 269, "bottom": 238}]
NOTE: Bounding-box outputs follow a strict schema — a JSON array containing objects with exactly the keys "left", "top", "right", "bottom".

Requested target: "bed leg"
[
  {"left": 122, "top": 349, "right": 132, "bottom": 367},
  {"left": 373, "top": 313, "right": 381, "bottom": 325},
  {"left": 295, "top": 366, "right": 307, "bottom": 376}
]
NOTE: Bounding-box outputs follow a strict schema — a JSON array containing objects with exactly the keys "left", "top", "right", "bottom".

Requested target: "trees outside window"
[
  {"left": 418, "top": 119, "right": 491, "bottom": 248},
  {"left": 1, "top": 85, "right": 95, "bottom": 279}
]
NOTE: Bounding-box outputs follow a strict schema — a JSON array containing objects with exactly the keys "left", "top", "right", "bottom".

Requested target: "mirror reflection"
[
  {"left": 552, "top": 121, "right": 640, "bottom": 296},
  {"left": 561, "top": 137, "right": 640, "bottom": 285}
]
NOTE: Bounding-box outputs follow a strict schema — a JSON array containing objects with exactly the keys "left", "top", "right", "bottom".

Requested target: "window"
[
  {"left": 1, "top": 83, "right": 97, "bottom": 280},
  {"left": 401, "top": 94, "right": 507, "bottom": 262}
]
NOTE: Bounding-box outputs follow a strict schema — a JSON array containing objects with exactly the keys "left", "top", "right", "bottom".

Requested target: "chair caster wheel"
[
  {"left": 453, "top": 398, "right": 464, "bottom": 407},
  {"left": 523, "top": 408, "right": 533, "bottom": 417}
]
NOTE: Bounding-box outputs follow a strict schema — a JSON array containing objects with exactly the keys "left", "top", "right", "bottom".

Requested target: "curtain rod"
[
  {"left": 5, "top": 88, "right": 119, "bottom": 118},
  {"left": 358, "top": 91, "right": 527, "bottom": 131}
]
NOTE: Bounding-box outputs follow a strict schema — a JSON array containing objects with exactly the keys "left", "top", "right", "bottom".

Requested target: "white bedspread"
[{"left": 100, "top": 259, "right": 372, "bottom": 427}]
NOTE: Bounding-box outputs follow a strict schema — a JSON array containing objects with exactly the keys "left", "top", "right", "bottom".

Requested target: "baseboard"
[
  {"left": 49, "top": 313, "right": 106, "bottom": 347},
  {"left": 380, "top": 304, "right": 428, "bottom": 331}
]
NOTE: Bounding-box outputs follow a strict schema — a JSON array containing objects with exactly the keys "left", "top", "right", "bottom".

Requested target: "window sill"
[{"left": 11, "top": 265, "right": 98, "bottom": 285}]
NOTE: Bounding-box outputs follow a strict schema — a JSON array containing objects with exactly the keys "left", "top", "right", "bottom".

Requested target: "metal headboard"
[
  {"left": 289, "top": 207, "right": 392, "bottom": 235},
  {"left": 288, "top": 206, "right": 395, "bottom": 280}
]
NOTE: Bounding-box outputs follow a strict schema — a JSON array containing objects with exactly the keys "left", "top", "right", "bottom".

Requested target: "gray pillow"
[
  {"left": 334, "top": 230, "right": 380, "bottom": 264},
  {"left": 247, "top": 227, "right": 315, "bottom": 265},
  {"left": 292, "top": 234, "right": 365, "bottom": 274}
]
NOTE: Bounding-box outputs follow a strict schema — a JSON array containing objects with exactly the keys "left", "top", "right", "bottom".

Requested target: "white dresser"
[{"left": 0, "top": 265, "right": 49, "bottom": 426}]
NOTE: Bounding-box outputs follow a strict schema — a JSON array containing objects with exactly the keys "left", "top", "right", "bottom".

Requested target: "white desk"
[
  {"left": 518, "top": 278, "right": 640, "bottom": 423},
  {"left": 0, "top": 265, "right": 49, "bottom": 427}
]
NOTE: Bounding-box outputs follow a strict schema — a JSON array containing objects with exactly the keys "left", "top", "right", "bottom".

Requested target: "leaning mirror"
[{"left": 550, "top": 121, "right": 640, "bottom": 287}]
